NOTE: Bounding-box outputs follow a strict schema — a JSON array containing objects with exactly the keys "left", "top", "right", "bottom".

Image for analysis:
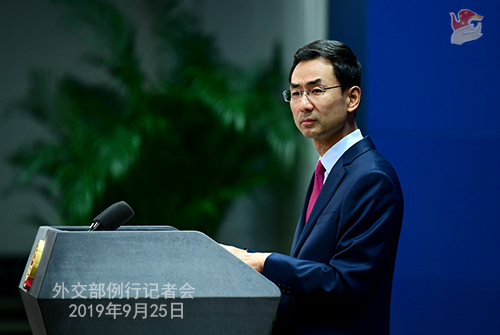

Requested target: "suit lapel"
[
  {"left": 291, "top": 163, "right": 345, "bottom": 257},
  {"left": 290, "top": 136, "right": 376, "bottom": 257}
]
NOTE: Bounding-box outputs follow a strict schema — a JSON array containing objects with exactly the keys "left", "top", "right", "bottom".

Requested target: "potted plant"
[{"left": 9, "top": 0, "right": 300, "bottom": 236}]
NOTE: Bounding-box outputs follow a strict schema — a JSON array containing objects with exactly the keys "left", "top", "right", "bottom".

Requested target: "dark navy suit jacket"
[{"left": 262, "top": 137, "right": 404, "bottom": 335}]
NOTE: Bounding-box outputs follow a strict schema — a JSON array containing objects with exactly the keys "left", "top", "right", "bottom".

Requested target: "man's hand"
[{"left": 221, "top": 244, "right": 271, "bottom": 273}]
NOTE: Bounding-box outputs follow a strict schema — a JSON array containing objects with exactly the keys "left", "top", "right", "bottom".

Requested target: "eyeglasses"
[{"left": 282, "top": 85, "right": 343, "bottom": 103}]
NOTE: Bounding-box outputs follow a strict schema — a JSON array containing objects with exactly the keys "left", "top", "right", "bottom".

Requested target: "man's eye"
[
  {"left": 291, "top": 91, "right": 301, "bottom": 97},
  {"left": 311, "top": 88, "right": 323, "bottom": 95}
]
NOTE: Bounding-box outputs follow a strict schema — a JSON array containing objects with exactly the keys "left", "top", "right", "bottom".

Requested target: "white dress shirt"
[{"left": 319, "top": 129, "right": 363, "bottom": 184}]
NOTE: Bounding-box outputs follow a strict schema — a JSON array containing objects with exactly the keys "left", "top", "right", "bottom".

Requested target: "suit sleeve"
[{"left": 262, "top": 169, "right": 403, "bottom": 304}]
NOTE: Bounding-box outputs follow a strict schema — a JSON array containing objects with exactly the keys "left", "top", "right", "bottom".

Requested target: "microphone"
[{"left": 87, "top": 201, "right": 135, "bottom": 231}]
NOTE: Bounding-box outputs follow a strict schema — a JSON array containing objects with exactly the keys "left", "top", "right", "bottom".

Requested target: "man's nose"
[{"left": 299, "top": 92, "right": 314, "bottom": 110}]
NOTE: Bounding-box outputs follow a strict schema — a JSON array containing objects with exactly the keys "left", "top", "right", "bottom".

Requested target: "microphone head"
[{"left": 92, "top": 201, "right": 135, "bottom": 231}]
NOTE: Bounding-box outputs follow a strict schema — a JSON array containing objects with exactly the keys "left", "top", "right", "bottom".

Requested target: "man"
[{"left": 223, "top": 40, "right": 403, "bottom": 335}]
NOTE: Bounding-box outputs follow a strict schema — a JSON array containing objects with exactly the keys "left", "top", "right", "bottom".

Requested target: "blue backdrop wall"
[{"left": 330, "top": 0, "right": 500, "bottom": 334}]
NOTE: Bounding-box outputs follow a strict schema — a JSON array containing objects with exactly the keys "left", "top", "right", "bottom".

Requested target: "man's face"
[{"left": 289, "top": 57, "right": 350, "bottom": 147}]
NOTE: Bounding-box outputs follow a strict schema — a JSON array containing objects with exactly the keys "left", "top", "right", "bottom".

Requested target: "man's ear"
[{"left": 346, "top": 86, "right": 361, "bottom": 113}]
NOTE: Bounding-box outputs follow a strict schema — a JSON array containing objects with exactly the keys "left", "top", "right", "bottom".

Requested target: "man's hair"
[{"left": 289, "top": 40, "right": 362, "bottom": 92}]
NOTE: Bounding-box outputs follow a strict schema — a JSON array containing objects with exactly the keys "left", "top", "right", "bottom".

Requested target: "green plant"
[{"left": 9, "top": 0, "right": 300, "bottom": 236}]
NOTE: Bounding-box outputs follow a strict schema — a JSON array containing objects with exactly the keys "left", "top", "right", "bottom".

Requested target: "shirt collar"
[{"left": 319, "top": 129, "right": 363, "bottom": 183}]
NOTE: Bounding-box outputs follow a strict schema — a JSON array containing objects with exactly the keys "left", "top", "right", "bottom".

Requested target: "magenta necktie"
[{"left": 306, "top": 161, "right": 325, "bottom": 223}]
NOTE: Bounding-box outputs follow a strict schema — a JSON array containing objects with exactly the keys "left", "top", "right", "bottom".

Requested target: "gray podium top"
[{"left": 20, "top": 226, "right": 280, "bottom": 335}]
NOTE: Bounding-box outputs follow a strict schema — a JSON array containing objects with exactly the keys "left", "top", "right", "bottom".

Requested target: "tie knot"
[{"left": 315, "top": 161, "right": 325, "bottom": 176}]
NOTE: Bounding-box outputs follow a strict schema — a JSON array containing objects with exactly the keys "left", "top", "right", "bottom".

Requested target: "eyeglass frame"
[{"left": 282, "top": 85, "right": 345, "bottom": 103}]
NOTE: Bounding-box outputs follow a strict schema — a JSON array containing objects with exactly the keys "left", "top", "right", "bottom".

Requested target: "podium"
[{"left": 19, "top": 226, "right": 280, "bottom": 335}]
